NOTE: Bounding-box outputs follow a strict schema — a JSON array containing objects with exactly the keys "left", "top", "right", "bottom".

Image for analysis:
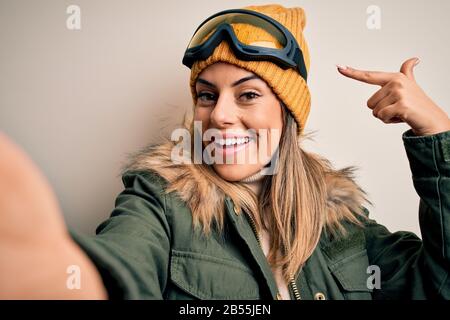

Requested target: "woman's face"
[{"left": 194, "top": 62, "right": 283, "bottom": 181}]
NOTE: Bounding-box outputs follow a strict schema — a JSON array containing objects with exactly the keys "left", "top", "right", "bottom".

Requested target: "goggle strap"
[{"left": 293, "top": 48, "right": 308, "bottom": 81}]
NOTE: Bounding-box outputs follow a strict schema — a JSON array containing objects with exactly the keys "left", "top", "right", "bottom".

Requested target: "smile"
[
  {"left": 214, "top": 136, "right": 254, "bottom": 157},
  {"left": 215, "top": 137, "right": 250, "bottom": 146}
]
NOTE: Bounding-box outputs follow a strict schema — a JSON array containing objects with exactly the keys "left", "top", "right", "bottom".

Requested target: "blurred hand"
[
  {"left": 337, "top": 58, "right": 450, "bottom": 136},
  {"left": 0, "top": 132, "right": 106, "bottom": 299},
  {"left": 0, "top": 132, "right": 67, "bottom": 243}
]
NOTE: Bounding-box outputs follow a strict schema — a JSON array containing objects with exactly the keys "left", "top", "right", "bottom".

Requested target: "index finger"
[{"left": 337, "top": 66, "right": 397, "bottom": 86}]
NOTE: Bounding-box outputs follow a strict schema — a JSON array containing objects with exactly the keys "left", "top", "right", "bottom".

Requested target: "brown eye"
[
  {"left": 240, "top": 92, "right": 260, "bottom": 101},
  {"left": 197, "top": 92, "right": 216, "bottom": 103}
]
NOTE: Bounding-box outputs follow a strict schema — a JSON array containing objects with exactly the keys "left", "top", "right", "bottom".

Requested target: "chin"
[{"left": 212, "top": 163, "right": 261, "bottom": 182}]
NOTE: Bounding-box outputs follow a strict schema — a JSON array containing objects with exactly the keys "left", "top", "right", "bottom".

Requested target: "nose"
[{"left": 209, "top": 92, "right": 239, "bottom": 129}]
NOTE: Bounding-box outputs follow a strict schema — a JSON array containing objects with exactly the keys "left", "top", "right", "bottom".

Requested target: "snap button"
[{"left": 314, "top": 292, "right": 326, "bottom": 300}]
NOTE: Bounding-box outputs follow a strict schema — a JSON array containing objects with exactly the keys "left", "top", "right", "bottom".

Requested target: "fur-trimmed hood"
[{"left": 123, "top": 140, "right": 371, "bottom": 232}]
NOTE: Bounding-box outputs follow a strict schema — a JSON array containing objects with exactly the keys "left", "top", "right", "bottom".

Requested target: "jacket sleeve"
[
  {"left": 364, "top": 129, "right": 450, "bottom": 299},
  {"left": 69, "top": 170, "right": 171, "bottom": 299}
]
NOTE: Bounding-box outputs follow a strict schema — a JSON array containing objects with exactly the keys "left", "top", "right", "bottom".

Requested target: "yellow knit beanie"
[{"left": 189, "top": 4, "right": 311, "bottom": 135}]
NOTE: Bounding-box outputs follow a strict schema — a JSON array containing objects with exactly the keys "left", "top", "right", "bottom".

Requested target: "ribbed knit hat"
[{"left": 189, "top": 4, "right": 311, "bottom": 135}]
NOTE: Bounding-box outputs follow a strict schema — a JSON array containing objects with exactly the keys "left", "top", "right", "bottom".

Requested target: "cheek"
[
  {"left": 241, "top": 103, "right": 283, "bottom": 131},
  {"left": 241, "top": 102, "right": 283, "bottom": 156},
  {"left": 194, "top": 107, "right": 211, "bottom": 129},
  {"left": 242, "top": 114, "right": 276, "bottom": 130}
]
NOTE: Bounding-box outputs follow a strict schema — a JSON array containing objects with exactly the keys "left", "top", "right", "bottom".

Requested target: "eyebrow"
[{"left": 196, "top": 75, "right": 261, "bottom": 88}]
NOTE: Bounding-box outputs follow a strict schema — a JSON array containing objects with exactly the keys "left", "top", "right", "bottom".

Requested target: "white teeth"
[{"left": 216, "top": 137, "right": 250, "bottom": 146}]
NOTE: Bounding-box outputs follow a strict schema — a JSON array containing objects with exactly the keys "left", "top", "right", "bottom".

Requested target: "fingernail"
[
  {"left": 336, "top": 64, "right": 347, "bottom": 70},
  {"left": 414, "top": 58, "right": 421, "bottom": 66}
]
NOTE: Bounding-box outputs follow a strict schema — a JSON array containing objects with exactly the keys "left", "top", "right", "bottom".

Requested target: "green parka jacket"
[{"left": 70, "top": 129, "right": 450, "bottom": 300}]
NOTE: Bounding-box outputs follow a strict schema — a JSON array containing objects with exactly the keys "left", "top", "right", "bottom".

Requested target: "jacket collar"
[{"left": 124, "top": 141, "right": 369, "bottom": 231}]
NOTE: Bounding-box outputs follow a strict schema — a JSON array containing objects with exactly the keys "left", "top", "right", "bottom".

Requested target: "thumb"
[{"left": 400, "top": 57, "right": 420, "bottom": 81}]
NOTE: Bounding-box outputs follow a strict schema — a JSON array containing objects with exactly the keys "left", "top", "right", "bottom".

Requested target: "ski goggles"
[{"left": 182, "top": 9, "right": 308, "bottom": 81}]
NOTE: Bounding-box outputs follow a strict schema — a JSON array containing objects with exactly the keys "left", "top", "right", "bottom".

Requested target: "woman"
[{"left": 0, "top": 4, "right": 449, "bottom": 300}]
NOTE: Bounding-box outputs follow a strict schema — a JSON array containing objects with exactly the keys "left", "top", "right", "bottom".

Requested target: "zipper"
[
  {"left": 289, "top": 276, "right": 301, "bottom": 300},
  {"left": 243, "top": 209, "right": 301, "bottom": 300},
  {"left": 245, "top": 209, "right": 261, "bottom": 246}
]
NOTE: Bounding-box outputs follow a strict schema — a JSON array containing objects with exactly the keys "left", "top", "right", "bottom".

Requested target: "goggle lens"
[{"left": 187, "top": 13, "right": 288, "bottom": 50}]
